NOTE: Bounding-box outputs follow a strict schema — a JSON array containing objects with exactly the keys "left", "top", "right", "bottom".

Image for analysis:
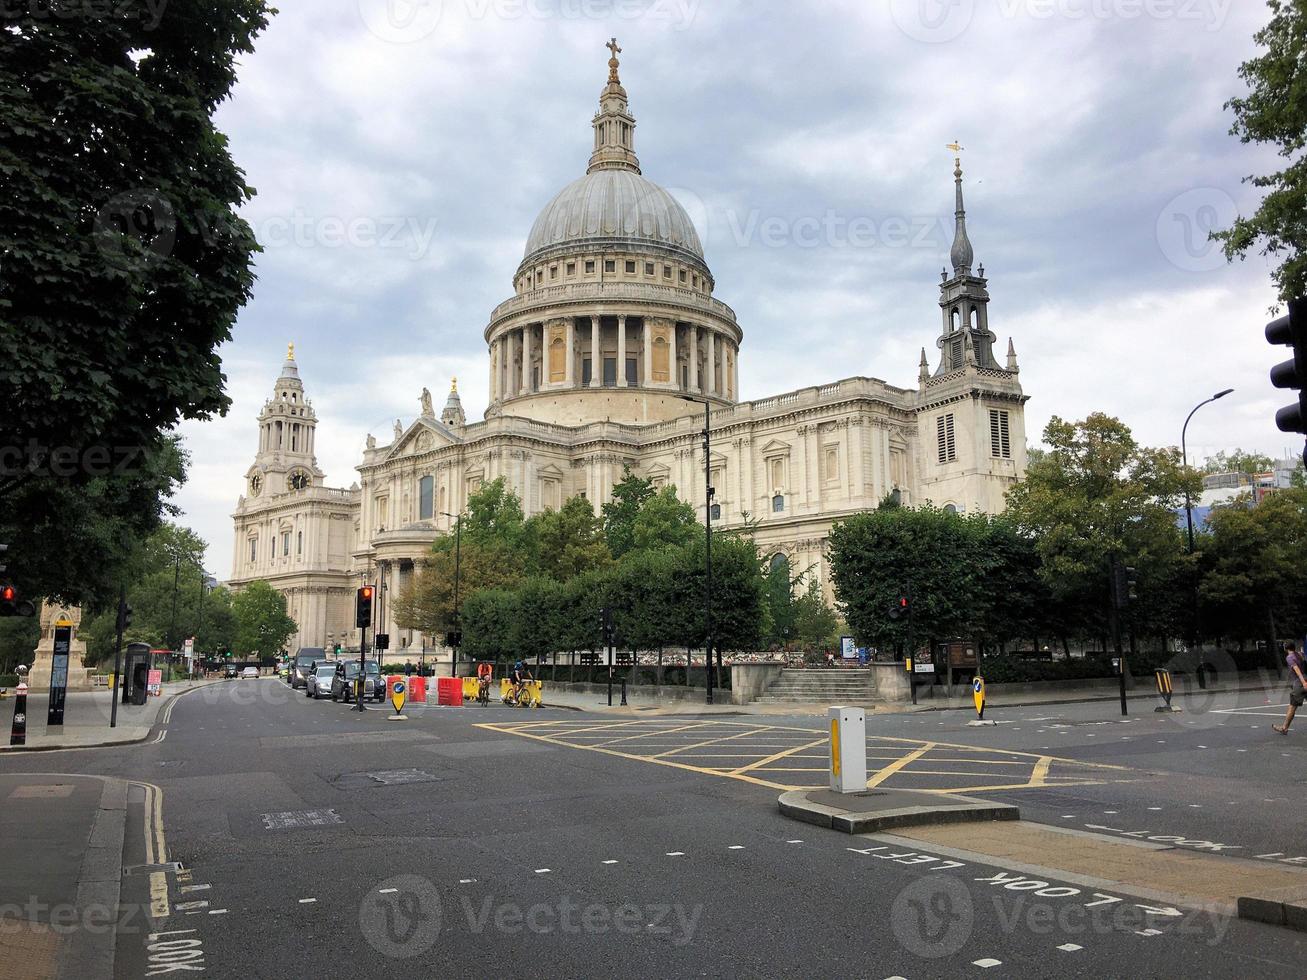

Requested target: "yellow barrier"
[
  {"left": 462, "top": 677, "right": 481, "bottom": 700},
  {"left": 1154, "top": 668, "right": 1174, "bottom": 711},
  {"left": 499, "top": 678, "right": 543, "bottom": 706}
]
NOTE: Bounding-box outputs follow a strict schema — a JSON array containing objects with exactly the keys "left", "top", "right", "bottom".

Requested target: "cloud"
[{"left": 172, "top": 0, "right": 1290, "bottom": 579}]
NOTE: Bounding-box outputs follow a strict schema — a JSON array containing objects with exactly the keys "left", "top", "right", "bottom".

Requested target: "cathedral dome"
[{"left": 523, "top": 169, "right": 704, "bottom": 266}]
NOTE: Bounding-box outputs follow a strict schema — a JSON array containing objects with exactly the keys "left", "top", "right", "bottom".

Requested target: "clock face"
[
  {"left": 288, "top": 471, "right": 310, "bottom": 491},
  {"left": 249, "top": 473, "right": 263, "bottom": 496}
]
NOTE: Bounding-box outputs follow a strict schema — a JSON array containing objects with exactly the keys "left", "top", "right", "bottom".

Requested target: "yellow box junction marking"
[{"left": 477, "top": 720, "right": 1132, "bottom": 794}]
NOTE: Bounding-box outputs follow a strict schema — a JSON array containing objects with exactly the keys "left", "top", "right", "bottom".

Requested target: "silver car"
[{"left": 305, "top": 661, "right": 340, "bottom": 700}]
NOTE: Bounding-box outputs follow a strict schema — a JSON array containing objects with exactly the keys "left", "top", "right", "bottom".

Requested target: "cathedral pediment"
[{"left": 385, "top": 417, "right": 460, "bottom": 461}]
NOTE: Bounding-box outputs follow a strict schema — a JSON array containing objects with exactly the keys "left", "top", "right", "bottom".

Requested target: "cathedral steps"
[{"left": 750, "top": 669, "right": 882, "bottom": 705}]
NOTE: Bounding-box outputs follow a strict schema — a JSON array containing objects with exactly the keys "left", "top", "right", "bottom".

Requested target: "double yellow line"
[{"left": 130, "top": 780, "right": 170, "bottom": 919}]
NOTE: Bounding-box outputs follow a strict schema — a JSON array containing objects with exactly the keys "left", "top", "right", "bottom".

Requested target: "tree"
[
  {"left": 393, "top": 540, "right": 525, "bottom": 639},
  {"left": 1213, "top": 0, "right": 1307, "bottom": 305},
  {"left": 1, "top": 3, "right": 270, "bottom": 593},
  {"left": 1203, "top": 449, "right": 1276, "bottom": 475},
  {"left": 231, "top": 581, "right": 297, "bottom": 658},
  {"left": 791, "top": 579, "right": 841, "bottom": 653},
  {"left": 0, "top": 436, "right": 188, "bottom": 607},
  {"left": 829, "top": 505, "right": 990, "bottom": 654},
  {"left": 602, "top": 468, "right": 655, "bottom": 559},
  {"left": 1004, "top": 414, "right": 1198, "bottom": 639},
  {"left": 1199, "top": 485, "right": 1307, "bottom": 653},
  {"left": 525, "top": 496, "right": 611, "bottom": 580},
  {"left": 631, "top": 487, "right": 697, "bottom": 552}
]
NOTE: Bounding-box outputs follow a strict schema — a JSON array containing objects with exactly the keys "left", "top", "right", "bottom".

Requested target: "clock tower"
[{"left": 244, "top": 344, "right": 325, "bottom": 498}]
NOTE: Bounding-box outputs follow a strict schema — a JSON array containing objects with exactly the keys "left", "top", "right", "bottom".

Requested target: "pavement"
[
  {"left": 1, "top": 679, "right": 221, "bottom": 752},
  {"left": 2, "top": 676, "right": 1306, "bottom": 977}
]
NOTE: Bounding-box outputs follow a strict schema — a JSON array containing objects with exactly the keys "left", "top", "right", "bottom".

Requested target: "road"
[{"left": 2, "top": 678, "right": 1305, "bottom": 978}]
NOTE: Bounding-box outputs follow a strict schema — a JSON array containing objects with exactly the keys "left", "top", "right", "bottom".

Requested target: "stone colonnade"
[{"left": 489, "top": 315, "right": 738, "bottom": 402}]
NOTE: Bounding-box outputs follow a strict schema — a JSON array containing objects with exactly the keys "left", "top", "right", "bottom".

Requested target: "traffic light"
[
  {"left": 887, "top": 596, "right": 910, "bottom": 621},
  {"left": 116, "top": 598, "right": 133, "bottom": 633},
  {"left": 0, "top": 585, "right": 36, "bottom": 618},
  {"left": 1267, "top": 299, "right": 1307, "bottom": 455},
  {"left": 446, "top": 629, "right": 462, "bottom": 648},
  {"left": 356, "top": 586, "right": 374, "bottom": 628},
  {"left": 598, "top": 606, "right": 614, "bottom": 645},
  {"left": 1110, "top": 562, "right": 1138, "bottom": 610}
]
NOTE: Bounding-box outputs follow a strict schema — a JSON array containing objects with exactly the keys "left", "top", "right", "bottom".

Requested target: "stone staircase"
[{"left": 751, "top": 668, "right": 881, "bottom": 705}]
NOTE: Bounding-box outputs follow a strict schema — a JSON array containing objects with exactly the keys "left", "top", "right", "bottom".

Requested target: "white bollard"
[{"left": 828, "top": 706, "right": 867, "bottom": 793}]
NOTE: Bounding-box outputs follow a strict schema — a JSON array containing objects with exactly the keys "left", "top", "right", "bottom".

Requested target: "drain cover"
[{"left": 261, "top": 809, "right": 344, "bottom": 830}]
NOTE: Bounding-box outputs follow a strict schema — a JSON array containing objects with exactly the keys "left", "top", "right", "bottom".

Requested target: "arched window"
[
  {"left": 772, "top": 494, "right": 785, "bottom": 513},
  {"left": 944, "top": 503, "right": 958, "bottom": 515},
  {"left": 710, "top": 503, "right": 721, "bottom": 521},
  {"left": 769, "top": 553, "right": 790, "bottom": 576},
  {"left": 950, "top": 308, "right": 960, "bottom": 332}
]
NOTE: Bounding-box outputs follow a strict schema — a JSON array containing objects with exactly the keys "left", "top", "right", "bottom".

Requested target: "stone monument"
[{"left": 27, "top": 601, "right": 93, "bottom": 693}]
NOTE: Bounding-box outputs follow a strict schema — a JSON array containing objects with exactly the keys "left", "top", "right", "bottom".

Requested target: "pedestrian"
[
  {"left": 405, "top": 661, "right": 413, "bottom": 677},
  {"left": 1273, "top": 641, "right": 1307, "bottom": 734}
]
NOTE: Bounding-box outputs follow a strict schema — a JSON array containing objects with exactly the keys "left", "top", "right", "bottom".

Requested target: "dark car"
[
  {"left": 290, "top": 648, "right": 327, "bottom": 690},
  {"left": 223, "top": 664, "right": 239, "bottom": 679},
  {"left": 332, "top": 661, "right": 385, "bottom": 703}
]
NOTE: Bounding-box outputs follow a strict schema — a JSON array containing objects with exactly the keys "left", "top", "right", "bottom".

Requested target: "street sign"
[
  {"left": 973, "top": 676, "right": 986, "bottom": 720},
  {"left": 375, "top": 633, "right": 390, "bottom": 652},
  {"left": 839, "top": 636, "right": 857, "bottom": 660},
  {"left": 47, "top": 621, "right": 72, "bottom": 727},
  {"left": 388, "top": 677, "right": 407, "bottom": 718}
]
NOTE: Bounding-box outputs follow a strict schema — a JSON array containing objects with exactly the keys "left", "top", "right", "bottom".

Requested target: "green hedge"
[{"left": 0, "top": 674, "right": 17, "bottom": 687}]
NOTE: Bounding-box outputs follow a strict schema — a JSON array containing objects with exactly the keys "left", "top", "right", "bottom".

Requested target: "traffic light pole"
[{"left": 111, "top": 586, "right": 125, "bottom": 729}]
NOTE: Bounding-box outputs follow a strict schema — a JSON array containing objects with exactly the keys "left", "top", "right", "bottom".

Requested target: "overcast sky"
[{"left": 174, "top": 0, "right": 1292, "bottom": 579}]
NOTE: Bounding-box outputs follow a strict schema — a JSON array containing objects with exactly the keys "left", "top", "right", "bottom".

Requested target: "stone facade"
[{"left": 229, "top": 46, "right": 1028, "bottom": 658}]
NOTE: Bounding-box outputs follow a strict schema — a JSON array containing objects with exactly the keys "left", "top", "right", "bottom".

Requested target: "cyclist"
[{"left": 510, "top": 659, "right": 533, "bottom": 704}]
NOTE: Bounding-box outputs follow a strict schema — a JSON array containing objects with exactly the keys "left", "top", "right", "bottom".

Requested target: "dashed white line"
[
  {"left": 208, "top": 909, "right": 228, "bottom": 915},
  {"left": 298, "top": 898, "right": 317, "bottom": 904},
  {"left": 1057, "top": 943, "right": 1082, "bottom": 952},
  {"left": 666, "top": 851, "right": 685, "bottom": 857},
  {"left": 728, "top": 845, "right": 745, "bottom": 850},
  {"left": 602, "top": 860, "right": 619, "bottom": 865},
  {"left": 973, "top": 959, "right": 1002, "bottom": 968},
  {"left": 786, "top": 839, "right": 803, "bottom": 844},
  {"left": 458, "top": 879, "right": 477, "bottom": 884},
  {"left": 1135, "top": 928, "right": 1163, "bottom": 937},
  {"left": 534, "top": 868, "right": 551, "bottom": 874},
  {"left": 379, "top": 888, "right": 398, "bottom": 894}
]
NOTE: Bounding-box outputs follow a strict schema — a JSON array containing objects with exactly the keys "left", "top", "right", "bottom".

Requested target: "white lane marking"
[
  {"left": 379, "top": 888, "right": 398, "bottom": 894},
  {"left": 298, "top": 898, "right": 317, "bottom": 904},
  {"left": 1135, "top": 928, "right": 1163, "bottom": 936},
  {"left": 973, "top": 959, "right": 1002, "bottom": 968},
  {"left": 1058, "top": 943, "right": 1082, "bottom": 951},
  {"left": 174, "top": 901, "right": 209, "bottom": 911},
  {"left": 1148, "top": 807, "right": 1162, "bottom": 810},
  {"left": 786, "top": 839, "right": 803, "bottom": 844},
  {"left": 208, "top": 909, "right": 228, "bottom": 915},
  {"left": 666, "top": 851, "right": 685, "bottom": 857},
  {"left": 534, "top": 868, "right": 551, "bottom": 874},
  {"left": 459, "top": 879, "right": 476, "bottom": 884},
  {"left": 1060, "top": 814, "right": 1074, "bottom": 819},
  {"left": 728, "top": 845, "right": 745, "bottom": 850},
  {"left": 179, "top": 884, "right": 211, "bottom": 893}
]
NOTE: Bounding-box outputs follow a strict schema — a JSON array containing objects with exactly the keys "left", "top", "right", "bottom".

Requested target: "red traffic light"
[
  {"left": 360, "top": 586, "right": 373, "bottom": 599},
  {"left": 0, "top": 586, "right": 14, "bottom": 602}
]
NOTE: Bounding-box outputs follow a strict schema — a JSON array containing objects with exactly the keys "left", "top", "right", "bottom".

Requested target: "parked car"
[
  {"left": 290, "top": 648, "right": 327, "bottom": 689},
  {"left": 305, "top": 661, "right": 340, "bottom": 700},
  {"left": 224, "top": 664, "right": 239, "bottom": 679},
  {"left": 241, "top": 666, "right": 259, "bottom": 679},
  {"left": 332, "top": 660, "right": 385, "bottom": 703}
]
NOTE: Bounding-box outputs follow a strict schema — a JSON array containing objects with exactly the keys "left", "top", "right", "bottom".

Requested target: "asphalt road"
[{"left": 3, "top": 678, "right": 1306, "bottom": 978}]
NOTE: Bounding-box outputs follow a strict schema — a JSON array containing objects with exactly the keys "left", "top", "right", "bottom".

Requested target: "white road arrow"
[{"left": 1135, "top": 904, "right": 1183, "bottom": 917}]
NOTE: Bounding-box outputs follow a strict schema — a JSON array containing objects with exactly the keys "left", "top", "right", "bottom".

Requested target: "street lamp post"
[
  {"left": 441, "top": 512, "right": 463, "bottom": 678},
  {"left": 680, "top": 395, "right": 715, "bottom": 705},
  {"left": 1182, "top": 388, "right": 1235, "bottom": 554}
]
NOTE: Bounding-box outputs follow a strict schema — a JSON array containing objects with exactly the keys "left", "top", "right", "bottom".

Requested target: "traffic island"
[{"left": 777, "top": 787, "right": 1019, "bottom": 835}]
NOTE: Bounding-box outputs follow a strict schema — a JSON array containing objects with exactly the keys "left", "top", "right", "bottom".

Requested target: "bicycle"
[
  {"left": 502, "top": 681, "right": 540, "bottom": 708},
  {"left": 473, "top": 677, "right": 491, "bottom": 706}
]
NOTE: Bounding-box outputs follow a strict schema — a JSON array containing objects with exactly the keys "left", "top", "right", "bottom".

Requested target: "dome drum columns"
[{"left": 488, "top": 314, "right": 738, "bottom": 408}]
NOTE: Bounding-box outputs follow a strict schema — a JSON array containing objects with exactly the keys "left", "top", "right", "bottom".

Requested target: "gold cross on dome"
[
  {"left": 607, "top": 37, "right": 621, "bottom": 59},
  {"left": 946, "top": 140, "right": 964, "bottom": 155}
]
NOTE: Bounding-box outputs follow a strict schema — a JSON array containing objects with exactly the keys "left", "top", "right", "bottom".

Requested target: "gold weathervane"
[
  {"left": 287, "top": 342, "right": 295, "bottom": 361},
  {"left": 451, "top": 377, "right": 458, "bottom": 393}
]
